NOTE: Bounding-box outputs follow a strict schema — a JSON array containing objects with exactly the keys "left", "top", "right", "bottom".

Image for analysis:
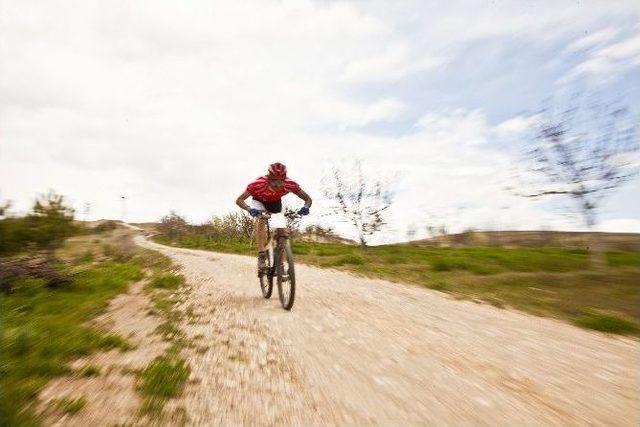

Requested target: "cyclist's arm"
[
  {"left": 235, "top": 191, "right": 252, "bottom": 211},
  {"left": 296, "top": 189, "right": 312, "bottom": 208}
]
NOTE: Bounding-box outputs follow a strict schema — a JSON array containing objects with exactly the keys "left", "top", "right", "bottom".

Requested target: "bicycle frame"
[{"left": 258, "top": 210, "right": 299, "bottom": 310}]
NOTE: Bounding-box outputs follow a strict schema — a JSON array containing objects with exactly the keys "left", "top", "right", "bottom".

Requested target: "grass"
[
  {"left": 573, "top": 310, "right": 640, "bottom": 334},
  {"left": 157, "top": 235, "right": 640, "bottom": 336},
  {"left": 148, "top": 272, "right": 185, "bottom": 290},
  {"left": 606, "top": 251, "right": 640, "bottom": 268},
  {"left": 53, "top": 396, "right": 87, "bottom": 415},
  {"left": 75, "top": 250, "right": 94, "bottom": 264},
  {"left": 153, "top": 235, "right": 253, "bottom": 255},
  {"left": 135, "top": 247, "right": 192, "bottom": 419},
  {"left": 138, "top": 356, "right": 190, "bottom": 400},
  {"left": 77, "top": 365, "right": 101, "bottom": 377},
  {"left": 0, "top": 261, "right": 142, "bottom": 425}
]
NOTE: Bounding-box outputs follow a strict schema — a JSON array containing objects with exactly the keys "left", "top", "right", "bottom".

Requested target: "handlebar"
[{"left": 257, "top": 211, "right": 301, "bottom": 219}]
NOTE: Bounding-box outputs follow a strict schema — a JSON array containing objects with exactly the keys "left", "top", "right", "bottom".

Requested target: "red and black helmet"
[{"left": 267, "top": 162, "right": 287, "bottom": 179}]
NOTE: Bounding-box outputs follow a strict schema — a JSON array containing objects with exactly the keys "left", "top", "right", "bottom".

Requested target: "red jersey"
[{"left": 246, "top": 176, "right": 301, "bottom": 202}]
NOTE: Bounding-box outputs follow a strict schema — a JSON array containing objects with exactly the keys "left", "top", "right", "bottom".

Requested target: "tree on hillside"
[
  {"left": 514, "top": 96, "right": 639, "bottom": 265},
  {"left": 0, "top": 191, "right": 77, "bottom": 256},
  {"left": 26, "top": 191, "right": 77, "bottom": 252},
  {"left": 322, "top": 161, "right": 397, "bottom": 247}
]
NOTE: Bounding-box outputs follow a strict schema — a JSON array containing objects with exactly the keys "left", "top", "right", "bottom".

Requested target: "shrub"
[
  {"left": 0, "top": 255, "right": 73, "bottom": 292},
  {"left": 93, "top": 220, "right": 118, "bottom": 233},
  {"left": 0, "top": 191, "right": 77, "bottom": 256}
]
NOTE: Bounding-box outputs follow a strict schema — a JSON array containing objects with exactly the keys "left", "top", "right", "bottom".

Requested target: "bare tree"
[
  {"left": 322, "top": 161, "right": 396, "bottom": 247},
  {"left": 515, "top": 96, "right": 639, "bottom": 265}
]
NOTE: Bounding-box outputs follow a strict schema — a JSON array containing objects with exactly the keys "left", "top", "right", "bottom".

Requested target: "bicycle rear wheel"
[{"left": 276, "top": 238, "right": 295, "bottom": 310}]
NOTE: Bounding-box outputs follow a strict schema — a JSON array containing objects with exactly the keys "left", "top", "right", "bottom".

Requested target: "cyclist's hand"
[
  {"left": 298, "top": 206, "right": 310, "bottom": 216},
  {"left": 249, "top": 208, "right": 262, "bottom": 217}
]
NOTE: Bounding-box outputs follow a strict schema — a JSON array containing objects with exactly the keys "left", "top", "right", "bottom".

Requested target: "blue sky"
[{"left": 1, "top": 0, "right": 639, "bottom": 243}]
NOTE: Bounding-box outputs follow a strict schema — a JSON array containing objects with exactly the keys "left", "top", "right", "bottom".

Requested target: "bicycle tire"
[
  {"left": 258, "top": 248, "right": 273, "bottom": 298},
  {"left": 276, "top": 238, "right": 295, "bottom": 310}
]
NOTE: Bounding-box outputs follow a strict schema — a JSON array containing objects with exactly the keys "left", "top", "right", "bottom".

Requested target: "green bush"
[
  {"left": 92, "top": 220, "right": 118, "bottom": 233},
  {"left": 0, "top": 192, "right": 77, "bottom": 256}
]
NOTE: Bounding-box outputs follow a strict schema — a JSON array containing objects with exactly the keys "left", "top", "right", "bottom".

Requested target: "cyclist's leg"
[{"left": 250, "top": 200, "right": 268, "bottom": 253}]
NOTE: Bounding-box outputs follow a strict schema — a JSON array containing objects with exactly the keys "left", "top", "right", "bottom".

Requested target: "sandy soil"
[{"left": 134, "top": 235, "right": 640, "bottom": 426}]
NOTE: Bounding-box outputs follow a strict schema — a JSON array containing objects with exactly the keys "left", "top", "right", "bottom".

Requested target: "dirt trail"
[{"left": 136, "top": 235, "right": 640, "bottom": 426}]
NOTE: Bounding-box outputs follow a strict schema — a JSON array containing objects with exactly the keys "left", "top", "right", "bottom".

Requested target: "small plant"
[
  {"left": 429, "top": 280, "right": 450, "bottom": 292},
  {"left": 138, "top": 355, "right": 190, "bottom": 417},
  {"left": 76, "top": 251, "right": 94, "bottom": 264},
  {"left": 102, "top": 243, "right": 115, "bottom": 257},
  {"left": 78, "top": 365, "right": 101, "bottom": 377},
  {"left": 149, "top": 272, "right": 185, "bottom": 290},
  {"left": 54, "top": 396, "right": 87, "bottom": 415},
  {"left": 155, "top": 322, "right": 182, "bottom": 340}
]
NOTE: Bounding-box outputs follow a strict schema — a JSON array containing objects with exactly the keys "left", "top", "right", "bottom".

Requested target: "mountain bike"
[{"left": 257, "top": 211, "right": 297, "bottom": 310}]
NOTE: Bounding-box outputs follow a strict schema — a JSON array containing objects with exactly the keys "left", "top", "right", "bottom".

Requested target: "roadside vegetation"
[
  {"left": 135, "top": 248, "right": 191, "bottom": 420},
  {"left": 0, "top": 193, "right": 145, "bottom": 425},
  {"left": 152, "top": 212, "right": 640, "bottom": 336},
  {"left": 0, "top": 192, "right": 191, "bottom": 425}
]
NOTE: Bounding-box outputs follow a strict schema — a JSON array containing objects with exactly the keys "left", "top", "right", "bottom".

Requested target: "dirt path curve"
[{"left": 136, "top": 235, "right": 639, "bottom": 426}]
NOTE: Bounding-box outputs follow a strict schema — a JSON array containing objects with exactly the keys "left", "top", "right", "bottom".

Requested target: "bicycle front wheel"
[
  {"left": 259, "top": 248, "right": 273, "bottom": 299},
  {"left": 276, "top": 239, "right": 295, "bottom": 310}
]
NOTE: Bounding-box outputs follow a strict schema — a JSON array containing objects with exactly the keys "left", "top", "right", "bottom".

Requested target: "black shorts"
[{"left": 253, "top": 198, "right": 282, "bottom": 214}]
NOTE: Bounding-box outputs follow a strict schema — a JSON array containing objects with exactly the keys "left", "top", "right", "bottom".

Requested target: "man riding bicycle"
[{"left": 235, "top": 162, "right": 312, "bottom": 268}]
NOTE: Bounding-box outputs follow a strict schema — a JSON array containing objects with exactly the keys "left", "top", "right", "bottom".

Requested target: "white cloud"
[
  {"left": 1, "top": 0, "right": 638, "bottom": 244},
  {"left": 560, "top": 31, "right": 640, "bottom": 84},
  {"left": 415, "top": 110, "right": 489, "bottom": 146},
  {"left": 564, "top": 28, "right": 620, "bottom": 52},
  {"left": 492, "top": 115, "right": 537, "bottom": 137},
  {"left": 340, "top": 44, "right": 447, "bottom": 83}
]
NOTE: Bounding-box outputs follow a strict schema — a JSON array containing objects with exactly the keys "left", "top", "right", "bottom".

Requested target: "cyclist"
[{"left": 236, "top": 162, "right": 312, "bottom": 268}]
